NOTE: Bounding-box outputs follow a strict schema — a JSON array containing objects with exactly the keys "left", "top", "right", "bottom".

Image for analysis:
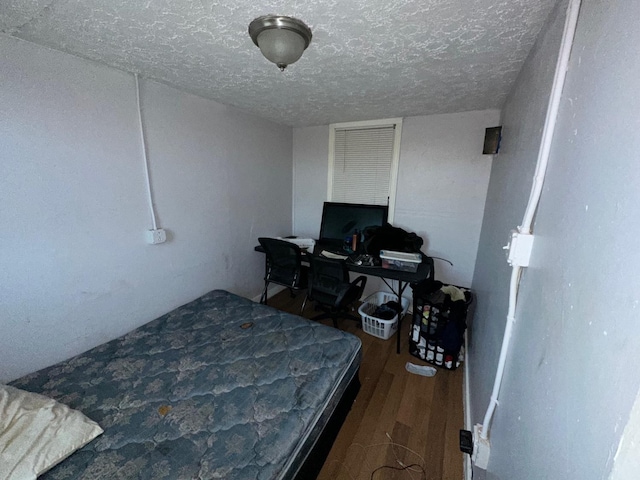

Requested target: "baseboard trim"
[{"left": 463, "top": 331, "right": 472, "bottom": 480}]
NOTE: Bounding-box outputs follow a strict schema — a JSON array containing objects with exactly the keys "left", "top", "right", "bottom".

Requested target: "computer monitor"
[{"left": 319, "top": 202, "right": 388, "bottom": 247}]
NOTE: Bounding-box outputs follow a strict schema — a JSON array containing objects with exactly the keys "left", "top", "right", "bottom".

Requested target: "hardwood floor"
[{"left": 266, "top": 290, "right": 465, "bottom": 480}]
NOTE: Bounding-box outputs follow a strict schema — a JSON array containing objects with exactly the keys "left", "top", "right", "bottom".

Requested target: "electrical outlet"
[
  {"left": 472, "top": 424, "right": 491, "bottom": 470},
  {"left": 503, "top": 230, "right": 534, "bottom": 267},
  {"left": 146, "top": 228, "right": 167, "bottom": 245}
]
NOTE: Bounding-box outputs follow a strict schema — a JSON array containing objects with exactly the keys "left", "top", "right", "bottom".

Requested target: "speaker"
[{"left": 483, "top": 126, "right": 502, "bottom": 154}]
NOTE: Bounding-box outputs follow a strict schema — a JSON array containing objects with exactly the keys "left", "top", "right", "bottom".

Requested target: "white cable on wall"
[
  {"left": 479, "top": 0, "right": 583, "bottom": 442},
  {"left": 520, "top": 0, "right": 582, "bottom": 235},
  {"left": 135, "top": 73, "right": 158, "bottom": 231},
  {"left": 480, "top": 266, "right": 521, "bottom": 439}
]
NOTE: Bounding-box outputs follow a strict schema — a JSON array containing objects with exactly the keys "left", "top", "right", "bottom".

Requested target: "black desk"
[{"left": 254, "top": 244, "right": 433, "bottom": 353}]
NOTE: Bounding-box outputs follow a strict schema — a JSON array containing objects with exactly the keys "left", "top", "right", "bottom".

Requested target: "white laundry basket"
[{"left": 358, "top": 291, "right": 410, "bottom": 340}]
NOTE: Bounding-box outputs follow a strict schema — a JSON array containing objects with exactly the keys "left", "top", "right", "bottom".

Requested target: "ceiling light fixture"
[{"left": 248, "top": 15, "right": 312, "bottom": 71}]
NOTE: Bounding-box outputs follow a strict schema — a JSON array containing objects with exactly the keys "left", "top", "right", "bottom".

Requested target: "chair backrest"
[
  {"left": 308, "top": 255, "right": 351, "bottom": 306},
  {"left": 258, "top": 237, "right": 304, "bottom": 288}
]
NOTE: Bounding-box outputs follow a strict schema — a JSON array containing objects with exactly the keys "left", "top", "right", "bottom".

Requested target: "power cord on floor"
[
  {"left": 385, "top": 432, "right": 425, "bottom": 480},
  {"left": 370, "top": 463, "right": 426, "bottom": 479},
  {"left": 331, "top": 433, "right": 429, "bottom": 480}
]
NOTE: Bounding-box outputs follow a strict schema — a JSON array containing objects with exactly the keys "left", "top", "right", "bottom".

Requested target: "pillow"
[{"left": 0, "top": 385, "right": 103, "bottom": 480}]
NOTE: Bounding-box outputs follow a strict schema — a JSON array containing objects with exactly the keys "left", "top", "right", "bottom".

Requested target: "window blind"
[{"left": 331, "top": 126, "right": 395, "bottom": 205}]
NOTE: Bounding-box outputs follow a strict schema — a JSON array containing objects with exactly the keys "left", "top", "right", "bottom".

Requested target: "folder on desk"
[{"left": 319, "top": 250, "right": 348, "bottom": 260}]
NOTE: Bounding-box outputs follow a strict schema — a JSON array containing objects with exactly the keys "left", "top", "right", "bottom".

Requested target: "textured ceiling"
[{"left": 1, "top": 0, "right": 557, "bottom": 127}]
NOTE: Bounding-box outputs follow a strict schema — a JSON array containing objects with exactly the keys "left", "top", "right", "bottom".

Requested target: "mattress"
[{"left": 10, "top": 290, "right": 362, "bottom": 479}]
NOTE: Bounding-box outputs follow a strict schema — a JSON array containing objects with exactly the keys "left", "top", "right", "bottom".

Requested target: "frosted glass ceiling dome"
[{"left": 249, "top": 15, "right": 312, "bottom": 71}]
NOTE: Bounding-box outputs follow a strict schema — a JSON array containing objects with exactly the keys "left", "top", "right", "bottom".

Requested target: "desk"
[{"left": 255, "top": 244, "right": 433, "bottom": 353}]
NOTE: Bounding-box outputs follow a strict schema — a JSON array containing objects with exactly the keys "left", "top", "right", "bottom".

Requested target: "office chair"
[
  {"left": 305, "top": 255, "right": 367, "bottom": 329},
  {"left": 258, "top": 237, "right": 309, "bottom": 306}
]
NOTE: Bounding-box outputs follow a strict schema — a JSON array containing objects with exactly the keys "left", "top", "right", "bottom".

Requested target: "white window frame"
[{"left": 327, "top": 118, "right": 403, "bottom": 223}]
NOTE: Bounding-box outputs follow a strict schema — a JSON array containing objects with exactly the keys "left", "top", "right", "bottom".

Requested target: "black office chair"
[
  {"left": 305, "top": 255, "right": 367, "bottom": 329},
  {"left": 258, "top": 237, "right": 308, "bottom": 306}
]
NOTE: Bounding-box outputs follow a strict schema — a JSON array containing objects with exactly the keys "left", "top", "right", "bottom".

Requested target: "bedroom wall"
[
  {"left": 0, "top": 36, "right": 293, "bottom": 382},
  {"left": 292, "top": 110, "right": 500, "bottom": 288},
  {"left": 469, "top": 1, "right": 640, "bottom": 478}
]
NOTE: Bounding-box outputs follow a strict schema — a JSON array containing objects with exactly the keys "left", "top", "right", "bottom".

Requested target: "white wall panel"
[
  {"left": 0, "top": 37, "right": 292, "bottom": 381},
  {"left": 470, "top": 1, "right": 640, "bottom": 478},
  {"left": 293, "top": 110, "right": 499, "bottom": 287}
]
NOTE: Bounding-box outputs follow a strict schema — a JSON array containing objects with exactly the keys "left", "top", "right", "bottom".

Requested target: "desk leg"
[
  {"left": 396, "top": 308, "right": 402, "bottom": 354},
  {"left": 381, "top": 279, "right": 410, "bottom": 354}
]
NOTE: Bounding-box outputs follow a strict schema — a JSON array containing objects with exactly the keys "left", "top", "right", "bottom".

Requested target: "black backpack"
[{"left": 362, "top": 223, "right": 424, "bottom": 255}]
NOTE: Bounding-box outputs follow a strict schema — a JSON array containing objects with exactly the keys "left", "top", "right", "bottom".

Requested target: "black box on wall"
[{"left": 483, "top": 126, "right": 502, "bottom": 154}]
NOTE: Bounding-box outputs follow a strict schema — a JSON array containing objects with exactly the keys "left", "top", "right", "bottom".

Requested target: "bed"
[{"left": 7, "top": 290, "right": 362, "bottom": 479}]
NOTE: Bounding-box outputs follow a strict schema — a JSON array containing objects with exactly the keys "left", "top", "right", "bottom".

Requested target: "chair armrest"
[
  {"left": 352, "top": 275, "right": 367, "bottom": 296},
  {"left": 336, "top": 275, "right": 368, "bottom": 307}
]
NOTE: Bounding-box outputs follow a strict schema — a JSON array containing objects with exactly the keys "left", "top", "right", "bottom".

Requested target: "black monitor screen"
[{"left": 319, "top": 202, "right": 388, "bottom": 244}]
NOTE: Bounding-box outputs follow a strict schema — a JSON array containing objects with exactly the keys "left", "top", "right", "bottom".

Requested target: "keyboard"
[{"left": 278, "top": 237, "right": 316, "bottom": 252}]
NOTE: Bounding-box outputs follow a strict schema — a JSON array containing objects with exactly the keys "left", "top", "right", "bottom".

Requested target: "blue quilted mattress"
[{"left": 10, "top": 290, "right": 362, "bottom": 479}]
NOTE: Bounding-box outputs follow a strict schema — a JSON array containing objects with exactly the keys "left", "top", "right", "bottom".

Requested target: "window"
[{"left": 328, "top": 118, "right": 402, "bottom": 222}]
